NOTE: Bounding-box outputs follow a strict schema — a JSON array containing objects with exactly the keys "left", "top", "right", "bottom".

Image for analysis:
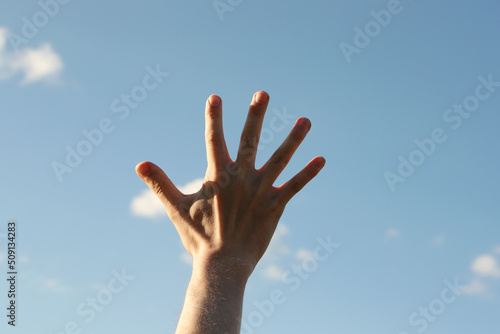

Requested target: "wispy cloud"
[
  {"left": 295, "top": 248, "right": 315, "bottom": 261},
  {"left": 494, "top": 246, "right": 500, "bottom": 255},
  {"left": 461, "top": 277, "right": 489, "bottom": 296},
  {"left": 41, "top": 278, "right": 71, "bottom": 293},
  {"left": 259, "top": 224, "right": 311, "bottom": 282},
  {"left": 0, "top": 27, "right": 63, "bottom": 85},
  {"left": 385, "top": 228, "right": 401, "bottom": 239},
  {"left": 180, "top": 251, "right": 193, "bottom": 265},
  {"left": 431, "top": 235, "right": 446, "bottom": 246},
  {"left": 261, "top": 264, "right": 286, "bottom": 281},
  {"left": 130, "top": 177, "right": 204, "bottom": 219},
  {"left": 261, "top": 224, "right": 291, "bottom": 261}
]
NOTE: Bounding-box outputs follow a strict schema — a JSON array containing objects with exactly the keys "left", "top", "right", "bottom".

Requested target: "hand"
[{"left": 135, "top": 91, "right": 325, "bottom": 278}]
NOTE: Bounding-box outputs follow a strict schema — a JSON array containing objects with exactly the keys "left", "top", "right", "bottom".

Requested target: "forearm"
[{"left": 175, "top": 255, "right": 251, "bottom": 334}]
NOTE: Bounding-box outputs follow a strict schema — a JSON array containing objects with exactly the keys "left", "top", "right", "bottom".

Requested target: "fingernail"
[
  {"left": 315, "top": 157, "right": 326, "bottom": 167},
  {"left": 255, "top": 91, "right": 268, "bottom": 104},
  {"left": 298, "top": 118, "right": 310, "bottom": 130},
  {"left": 137, "top": 163, "right": 151, "bottom": 177},
  {"left": 209, "top": 95, "right": 221, "bottom": 107}
]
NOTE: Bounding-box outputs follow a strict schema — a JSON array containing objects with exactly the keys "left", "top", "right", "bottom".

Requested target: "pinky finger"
[{"left": 277, "top": 156, "right": 326, "bottom": 204}]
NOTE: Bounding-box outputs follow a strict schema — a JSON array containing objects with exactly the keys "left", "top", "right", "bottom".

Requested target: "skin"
[{"left": 135, "top": 91, "right": 325, "bottom": 334}]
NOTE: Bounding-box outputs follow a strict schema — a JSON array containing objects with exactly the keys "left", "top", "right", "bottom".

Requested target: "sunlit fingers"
[
  {"left": 205, "top": 95, "right": 230, "bottom": 171},
  {"left": 135, "top": 161, "right": 185, "bottom": 215},
  {"left": 276, "top": 156, "right": 326, "bottom": 204},
  {"left": 236, "top": 91, "right": 269, "bottom": 168},
  {"left": 260, "top": 117, "right": 311, "bottom": 186}
]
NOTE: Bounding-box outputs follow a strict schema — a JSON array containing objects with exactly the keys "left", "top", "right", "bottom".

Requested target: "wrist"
[
  {"left": 192, "top": 251, "right": 254, "bottom": 285},
  {"left": 178, "top": 252, "right": 250, "bottom": 334}
]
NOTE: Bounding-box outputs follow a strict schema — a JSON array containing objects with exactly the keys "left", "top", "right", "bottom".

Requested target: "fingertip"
[
  {"left": 296, "top": 117, "right": 311, "bottom": 130},
  {"left": 315, "top": 156, "right": 326, "bottom": 168},
  {"left": 135, "top": 161, "right": 152, "bottom": 178},
  {"left": 254, "top": 91, "right": 269, "bottom": 104},
  {"left": 208, "top": 94, "right": 221, "bottom": 107}
]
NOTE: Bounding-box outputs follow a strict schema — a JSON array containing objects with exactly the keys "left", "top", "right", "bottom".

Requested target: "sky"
[{"left": 1, "top": 0, "right": 500, "bottom": 333}]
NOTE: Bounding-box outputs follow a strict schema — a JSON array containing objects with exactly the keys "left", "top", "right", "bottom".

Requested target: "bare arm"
[{"left": 136, "top": 91, "right": 325, "bottom": 333}]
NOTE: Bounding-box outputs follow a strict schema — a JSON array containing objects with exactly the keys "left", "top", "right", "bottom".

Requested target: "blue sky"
[{"left": 1, "top": 0, "right": 500, "bottom": 333}]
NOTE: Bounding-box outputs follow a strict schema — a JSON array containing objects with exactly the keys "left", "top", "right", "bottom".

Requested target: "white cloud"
[
  {"left": 259, "top": 224, "right": 312, "bottom": 282},
  {"left": 179, "top": 178, "right": 204, "bottom": 194},
  {"left": 261, "top": 223, "right": 290, "bottom": 261},
  {"left": 0, "top": 27, "right": 63, "bottom": 85},
  {"left": 0, "top": 29, "right": 6, "bottom": 49},
  {"left": 462, "top": 251, "right": 500, "bottom": 298},
  {"left": 130, "top": 188, "right": 166, "bottom": 218},
  {"left": 180, "top": 251, "right": 193, "bottom": 265},
  {"left": 385, "top": 228, "right": 400, "bottom": 239},
  {"left": 257, "top": 225, "right": 334, "bottom": 282},
  {"left": 295, "top": 248, "right": 314, "bottom": 261},
  {"left": 14, "top": 43, "right": 63, "bottom": 84},
  {"left": 130, "top": 178, "right": 204, "bottom": 219},
  {"left": 41, "top": 278, "right": 71, "bottom": 293},
  {"left": 431, "top": 235, "right": 446, "bottom": 246},
  {"left": 461, "top": 277, "right": 489, "bottom": 296},
  {"left": 261, "top": 264, "right": 286, "bottom": 281},
  {"left": 471, "top": 254, "right": 500, "bottom": 278}
]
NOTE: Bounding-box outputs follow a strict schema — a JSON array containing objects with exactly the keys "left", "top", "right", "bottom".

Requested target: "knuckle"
[
  {"left": 240, "top": 135, "right": 258, "bottom": 151},
  {"left": 290, "top": 127, "right": 305, "bottom": 141},
  {"left": 289, "top": 180, "right": 303, "bottom": 195},
  {"left": 207, "top": 107, "right": 220, "bottom": 119},
  {"left": 149, "top": 178, "right": 164, "bottom": 197},
  {"left": 206, "top": 132, "right": 220, "bottom": 145},
  {"left": 250, "top": 105, "right": 266, "bottom": 114},
  {"left": 206, "top": 130, "right": 223, "bottom": 147},
  {"left": 269, "top": 152, "right": 287, "bottom": 168},
  {"left": 270, "top": 153, "right": 284, "bottom": 166}
]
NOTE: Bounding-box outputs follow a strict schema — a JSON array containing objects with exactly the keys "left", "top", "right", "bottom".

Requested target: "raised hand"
[{"left": 135, "top": 91, "right": 325, "bottom": 334}]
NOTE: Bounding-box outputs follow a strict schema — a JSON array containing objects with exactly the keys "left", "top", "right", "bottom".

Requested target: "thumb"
[{"left": 135, "top": 161, "right": 184, "bottom": 215}]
